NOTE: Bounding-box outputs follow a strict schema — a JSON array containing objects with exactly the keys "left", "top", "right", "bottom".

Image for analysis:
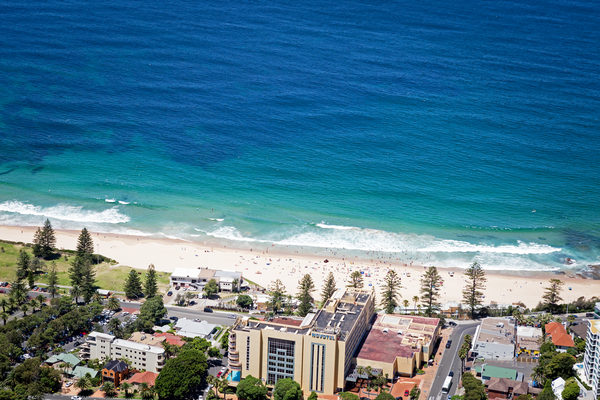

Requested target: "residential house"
[
  {"left": 174, "top": 318, "right": 217, "bottom": 339},
  {"left": 213, "top": 270, "right": 242, "bottom": 292},
  {"left": 72, "top": 366, "right": 98, "bottom": 379},
  {"left": 102, "top": 360, "right": 129, "bottom": 387},
  {"left": 44, "top": 353, "right": 81, "bottom": 371},
  {"left": 517, "top": 326, "right": 542, "bottom": 356},
  {"left": 125, "top": 371, "right": 158, "bottom": 390},
  {"left": 485, "top": 377, "right": 530, "bottom": 399},
  {"left": 546, "top": 322, "right": 575, "bottom": 352}
]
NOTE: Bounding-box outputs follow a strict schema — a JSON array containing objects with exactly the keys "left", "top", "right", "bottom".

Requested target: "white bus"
[{"left": 441, "top": 376, "right": 453, "bottom": 393}]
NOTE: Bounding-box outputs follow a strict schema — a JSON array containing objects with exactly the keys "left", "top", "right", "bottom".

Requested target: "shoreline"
[{"left": 1, "top": 224, "right": 598, "bottom": 309}]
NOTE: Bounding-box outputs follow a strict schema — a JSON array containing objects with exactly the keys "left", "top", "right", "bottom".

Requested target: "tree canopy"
[
  {"left": 124, "top": 270, "right": 143, "bottom": 298},
  {"left": 144, "top": 264, "right": 158, "bottom": 298},
  {"left": 380, "top": 270, "right": 401, "bottom": 314},
  {"left": 347, "top": 271, "right": 364, "bottom": 289},
  {"left": 375, "top": 393, "right": 395, "bottom": 400},
  {"left": 138, "top": 295, "right": 167, "bottom": 325},
  {"left": 236, "top": 375, "right": 268, "bottom": 400},
  {"left": 273, "top": 378, "right": 302, "bottom": 400},
  {"left": 267, "top": 279, "right": 287, "bottom": 315},
  {"left": 462, "top": 262, "right": 487, "bottom": 319},
  {"left": 542, "top": 279, "right": 564, "bottom": 314},
  {"left": 32, "top": 219, "right": 56, "bottom": 259},
  {"left": 154, "top": 349, "right": 207, "bottom": 400},
  {"left": 321, "top": 271, "right": 337, "bottom": 305},
  {"left": 296, "top": 274, "right": 315, "bottom": 317},
  {"left": 420, "top": 266, "right": 443, "bottom": 317},
  {"left": 236, "top": 294, "right": 253, "bottom": 309},
  {"left": 204, "top": 279, "right": 219, "bottom": 297}
]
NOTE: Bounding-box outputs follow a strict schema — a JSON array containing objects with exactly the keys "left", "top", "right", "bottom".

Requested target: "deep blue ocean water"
[{"left": 1, "top": 0, "right": 599, "bottom": 273}]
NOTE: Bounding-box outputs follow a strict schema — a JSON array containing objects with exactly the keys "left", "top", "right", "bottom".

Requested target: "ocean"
[{"left": 1, "top": 0, "right": 599, "bottom": 274}]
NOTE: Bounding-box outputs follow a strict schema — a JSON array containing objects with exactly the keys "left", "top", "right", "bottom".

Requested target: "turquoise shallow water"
[{"left": 0, "top": 0, "right": 599, "bottom": 273}]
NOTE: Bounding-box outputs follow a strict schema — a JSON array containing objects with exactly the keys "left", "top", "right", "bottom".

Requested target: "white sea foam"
[
  {"left": 105, "top": 199, "right": 116, "bottom": 203},
  {"left": 209, "top": 218, "right": 225, "bottom": 222},
  {"left": 420, "top": 240, "right": 560, "bottom": 255},
  {"left": 0, "top": 201, "right": 130, "bottom": 224},
  {"left": 196, "top": 226, "right": 265, "bottom": 243},
  {"left": 316, "top": 223, "right": 357, "bottom": 230},
  {"left": 118, "top": 201, "right": 130, "bottom": 205}
]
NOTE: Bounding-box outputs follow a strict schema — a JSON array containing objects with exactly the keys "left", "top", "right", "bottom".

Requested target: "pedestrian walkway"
[{"left": 418, "top": 327, "right": 454, "bottom": 400}]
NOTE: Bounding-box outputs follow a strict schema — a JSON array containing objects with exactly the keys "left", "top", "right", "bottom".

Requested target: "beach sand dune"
[{"left": 1, "top": 225, "right": 597, "bottom": 309}]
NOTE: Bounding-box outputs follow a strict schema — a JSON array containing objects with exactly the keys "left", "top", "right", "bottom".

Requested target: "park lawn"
[{"left": 0, "top": 242, "right": 171, "bottom": 293}]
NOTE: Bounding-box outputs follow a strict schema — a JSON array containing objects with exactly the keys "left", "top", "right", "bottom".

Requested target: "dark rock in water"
[{"left": 554, "top": 271, "right": 566, "bottom": 275}]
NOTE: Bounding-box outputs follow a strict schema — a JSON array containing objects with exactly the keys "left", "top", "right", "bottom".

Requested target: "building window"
[
  {"left": 246, "top": 337, "right": 251, "bottom": 370},
  {"left": 266, "top": 338, "right": 295, "bottom": 385}
]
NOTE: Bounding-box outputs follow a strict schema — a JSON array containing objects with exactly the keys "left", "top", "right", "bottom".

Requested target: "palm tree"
[
  {"left": 458, "top": 347, "right": 467, "bottom": 374},
  {"left": 403, "top": 299, "right": 410, "bottom": 314},
  {"left": 232, "top": 278, "right": 239, "bottom": 292},
  {"left": 365, "top": 366, "right": 373, "bottom": 391},
  {"left": 416, "top": 304, "right": 422, "bottom": 315},
  {"left": 108, "top": 318, "right": 121, "bottom": 333},
  {"left": 36, "top": 294, "right": 46, "bottom": 307},
  {"left": 412, "top": 296, "right": 419, "bottom": 313},
  {"left": 0, "top": 298, "right": 8, "bottom": 313},
  {"left": 217, "top": 377, "right": 229, "bottom": 400},
  {"left": 356, "top": 366, "right": 365, "bottom": 389},
  {"left": 21, "top": 303, "right": 29, "bottom": 316},
  {"left": 76, "top": 376, "right": 91, "bottom": 393},
  {"left": 92, "top": 293, "right": 103, "bottom": 304},
  {"left": 0, "top": 311, "right": 8, "bottom": 325},
  {"left": 29, "top": 299, "right": 39, "bottom": 313},
  {"left": 71, "top": 286, "right": 82, "bottom": 304},
  {"left": 140, "top": 383, "right": 155, "bottom": 400},
  {"left": 567, "top": 314, "right": 575, "bottom": 326},
  {"left": 101, "top": 381, "right": 116, "bottom": 397},
  {"left": 120, "top": 381, "right": 132, "bottom": 398},
  {"left": 107, "top": 296, "right": 120, "bottom": 311}
]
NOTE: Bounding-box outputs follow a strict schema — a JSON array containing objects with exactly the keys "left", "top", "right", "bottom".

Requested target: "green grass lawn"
[{"left": 0, "top": 242, "right": 171, "bottom": 293}]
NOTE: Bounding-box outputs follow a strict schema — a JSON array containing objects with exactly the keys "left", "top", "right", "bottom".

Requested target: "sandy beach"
[{"left": 1, "top": 225, "right": 597, "bottom": 309}]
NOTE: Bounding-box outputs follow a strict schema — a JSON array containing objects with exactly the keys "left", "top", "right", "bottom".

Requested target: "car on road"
[
  {"left": 71, "top": 396, "right": 82, "bottom": 400},
  {"left": 175, "top": 286, "right": 181, "bottom": 290},
  {"left": 404, "top": 390, "right": 409, "bottom": 397},
  {"left": 569, "top": 314, "right": 578, "bottom": 319},
  {"left": 167, "top": 291, "right": 173, "bottom": 296},
  {"left": 204, "top": 307, "right": 213, "bottom": 313},
  {"left": 65, "top": 382, "right": 73, "bottom": 387},
  {"left": 446, "top": 340, "right": 452, "bottom": 349},
  {"left": 122, "top": 312, "right": 129, "bottom": 316},
  {"left": 448, "top": 395, "right": 452, "bottom": 400},
  {"left": 571, "top": 322, "right": 579, "bottom": 326},
  {"left": 169, "top": 316, "right": 179, "bottom": 321},
  {"left": 449, "top": 371, "right": 454, "bottom": 377},
  {"left": 228, "top": 314, "right": 236, "bottom": 319},
  {"left": 586, "top": 313, "right": 595, "bottom": 317},
  {"left": 217, "top": 371, "right": 222, "bottom": 377},
  {"left": 448, "top": 321, "right": 457, "bottom": 326}
]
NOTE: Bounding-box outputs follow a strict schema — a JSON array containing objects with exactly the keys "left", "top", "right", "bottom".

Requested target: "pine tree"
[
  {"left": 69, "top": 256, "right": 85, "bottom": 288},
  {"left": 296, "top": 274, "right": 315, "bottom": 317},
  {"left": 76, "top": 227, "right": 94, "bottom": 261},
  {"left": 124, "top": 270, "right": 143, "bottom": 298},
  {"left": 48, "top": 261, "right": 59, "bottom": 298},
  {"left": 81, "top": 261, "right": 97, "bottom": 303},
  {"left": 380, "top": 270, "right": 401, "bottom": 314},
  {"left": 16, "top": 250, "right": 30, "bottom": 280},
  {"left": 27, "top": 270, "right": 35, "bottom": 289},
  {"left": 347, "top": 271, "right": 364, "bottom": 289},
  {"left": 462, "top": 262, "right": 487, "bottom": 319},
  {"left": 420, "top": 266, "right": 443, "bottom": 317},
  {"left": 144, "top": 263, "right": 158, "bottom": 297},
  {"left": 321, "top": 271, "right": 337, "bottom": 306},
  {"left": 267, "top": 279, "right": 286, "bottom": 315},
  {"left": 33, "top": 219, "right": 56, "bottom": 259},
  {"left": 542, "top": 279, "right": 564, "bottom": 314}
]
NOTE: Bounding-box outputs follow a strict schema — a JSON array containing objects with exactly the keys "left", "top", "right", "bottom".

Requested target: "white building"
[
  {"left": 169, "top": 268, "right": 215, "bottom": 290},
  {"left": 471, "top": 317, "right": 516, "bottom": 360},
  {"left": 584, "top": 319, "right": 600, "bottom": 398},
  {"left": 80, "top": 332, "right": 165, "bottom": 373},
  {"left": 174, "top": 318, "right": 217, "bottom": 339},
  {"left": 552, "top": 377, "right": 566, "bottom": 400},
  {"left": 213, "top": 270, "right": 242, "bottom": 292}
]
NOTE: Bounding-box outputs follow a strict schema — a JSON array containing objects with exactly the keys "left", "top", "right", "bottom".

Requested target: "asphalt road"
[
  {"left": 429, "top": 323, "right": 478, "bottom": 400},
  {"left": 119, "top": 300, "right": 237, "bottom": 326}
]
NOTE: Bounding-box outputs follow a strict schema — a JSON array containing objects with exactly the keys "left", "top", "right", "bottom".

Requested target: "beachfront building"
[
  {"left": 583, "top": 319, "right": 600, "bottom": 398},
  {"left": 353, "top": 314, "right": 440, "bottom": 378},
  {"left": 80, "top": 332, "right": 165, "bottom": 373},
  {"left": 102, "top": 360, "right": 129, "bottom": 387},
  {"left": 228, "top": 288, "right": 375, "bottom": 395},
  {"left": 471, "top": 317, "right": 517, "bottom": 360},
  {"left": 545, "top": 322, "right": 574, "bottom": 352},
  {"left": 214, "top": 270, "right": 242, "bottom": 291},
  {"left": 169, "top": 268, "right": 215, "bottom": 290}
]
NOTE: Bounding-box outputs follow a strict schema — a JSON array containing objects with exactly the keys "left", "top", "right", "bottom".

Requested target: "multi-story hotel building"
[
  {"left": 584, "top": 319, "right": 600, "bottom": 398},
  {"left": 228, "top": 288, "right": 375, "bottom": 395}
]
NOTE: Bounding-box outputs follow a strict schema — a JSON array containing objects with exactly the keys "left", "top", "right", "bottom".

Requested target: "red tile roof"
[
  {"left": 154, "top": 332, "right": 186, "bottom": 346},
  {"left": 126, "top": 371, "right": 157, "bottom": 386},
  {"left": 271, "top": 317, "right": 303, "bottom": 327},
  {"left": 356, "top": 329, "right": 415, "bottom": 363},
  {"left": 545, "top": 322, "right": 574, "bottom": 347}
]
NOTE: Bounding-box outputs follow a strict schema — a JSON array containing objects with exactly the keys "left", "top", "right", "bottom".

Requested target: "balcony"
[
  {"left": 229, "top": 360, "right": 242, "bottom": 368},
  {"left": 229, "top": 353, "right": 239, "bottom": 361}
]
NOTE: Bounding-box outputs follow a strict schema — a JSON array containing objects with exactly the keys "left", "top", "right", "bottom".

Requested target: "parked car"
[
  {"left": 204, "top": 307, "right": 213, "bottom": 313},
  {"left": 175, "top": 286, "right": 181, "bottom": 290},
  {"left": 169, "top": 316, "right": 179, "bottom": 321},
  {"left": 217, "top": 371, "right": 222, "bottom": 377},
  {"left": 71, "top": 396, "right": 82, "bottom": 400},
  {"left": 448, "top": 321, "right": 457, "bottom": 326},
  {"left": 569, "top": 314, "right": 578, "bottom": 319},
  {"left": 446, "top": 340, "right": 452, "bottom": 349},
  {"left": 167, "top": 291, "right": 173, "bottom": 296},
  {"left": 65, "top": 382, "right": 73, "bottom": 387},
  {"left": 404, "top": 390, "right": 409, "bottom": 397},
  {"left": 0, "top": 290, "right": 5, "bottom": 294},
  {"left": 586, "top": 313, "right": 595, "bottom": 317}
]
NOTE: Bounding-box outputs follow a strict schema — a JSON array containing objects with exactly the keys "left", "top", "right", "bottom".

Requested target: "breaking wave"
[{"left": 0, "top": 200, "right": 130, "bottom": 224}]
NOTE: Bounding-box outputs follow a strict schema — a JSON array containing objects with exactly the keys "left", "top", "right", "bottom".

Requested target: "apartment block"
[
  {"left": 471, "top": 317, "right": 516, "bottom": 360},
  {"left": 80, "top": 332, "right": 165, "bottom": 373},
  {"left": 584, "top": 319, "right": 600, "bottom": 398}
]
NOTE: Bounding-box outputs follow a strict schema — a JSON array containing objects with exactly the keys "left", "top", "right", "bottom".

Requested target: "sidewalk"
[{"left": 418, "top": 327, "right": 454, "bottom": 400}]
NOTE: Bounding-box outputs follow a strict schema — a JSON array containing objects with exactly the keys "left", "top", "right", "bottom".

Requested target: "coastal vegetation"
[
  {"left": 32, "top": 219, "right": 56, "bottom": 260},
  {"left": 541, "top": 279, "right": 564, "bottom": 314},
  {"left": 462, "top": 262, "right": 487, "bottom": 319},
  {"left": 380, "top": 270, "right": 401, "bottom": 314},
  {"left": 297, "top": 273, "right": 315, "bottom": 317},
  {"left": 321, "top": 271, "right": 337, "bottom": 305},
  {"left": 347, "top": 271, "right": 364, "bottom": 289},
  {"left": 419, "top": 266, "right": 443, "bottom": 317}
]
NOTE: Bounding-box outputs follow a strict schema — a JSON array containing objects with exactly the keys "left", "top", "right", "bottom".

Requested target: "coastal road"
[
  {"left": 429, "top": 323, "right": 478, "bottom": 400},
  {"left": 118, "top": 300, "right": 237, "bottom": 326}
]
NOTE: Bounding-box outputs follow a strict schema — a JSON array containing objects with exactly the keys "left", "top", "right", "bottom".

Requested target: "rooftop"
[
  {"left": 88, "top": 332, "right": 115, "bottom": 341},
  {"left": 104, "top": 360, "right": 129, "bottom": 372},
  {"left": 129, "top": 332, "right": 167, "bottom": 346},
  {"left": 271, "top": 317, "right": 304, "bottom": 327},
  {"left": 174, "top": 319, "right": 217, "bottom": 338},
  {"left": 475, "top": 318, "right": 516, "bottom": 347},
  {"left": 214, "top": 270, "right": 242, "bottom": 279},
  {"left": 476, "top": 365, "right": 518, "bottom": 380},
  {"left": 589, "top": 319, "right": 600, "bottom": 335},
  {"left": 126, "top": 371, "right": 158, "bottom": 386},
  {"left": 155, "top": 332, "right": 186, "bottom": 346},
  {"left": 72, "top": 366, "right": 98, "bottom": 379},
  {"left": 356, "top": 328, "right": 415, "bottom": 363},
  {"left": 113, "top": 339, "right": 165, "bottom": 354},
  {"left": 170, "top": 268, "right": 203, "bottom": 279},
  {"left": 545, "top": 322, "right": 574, "bottom": 347},
  {"left": 486, "top": 377, "right": 528, "bottom": 394},
  {"left": 45, "top": 353, "right": 81, "bottom": 366}
]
